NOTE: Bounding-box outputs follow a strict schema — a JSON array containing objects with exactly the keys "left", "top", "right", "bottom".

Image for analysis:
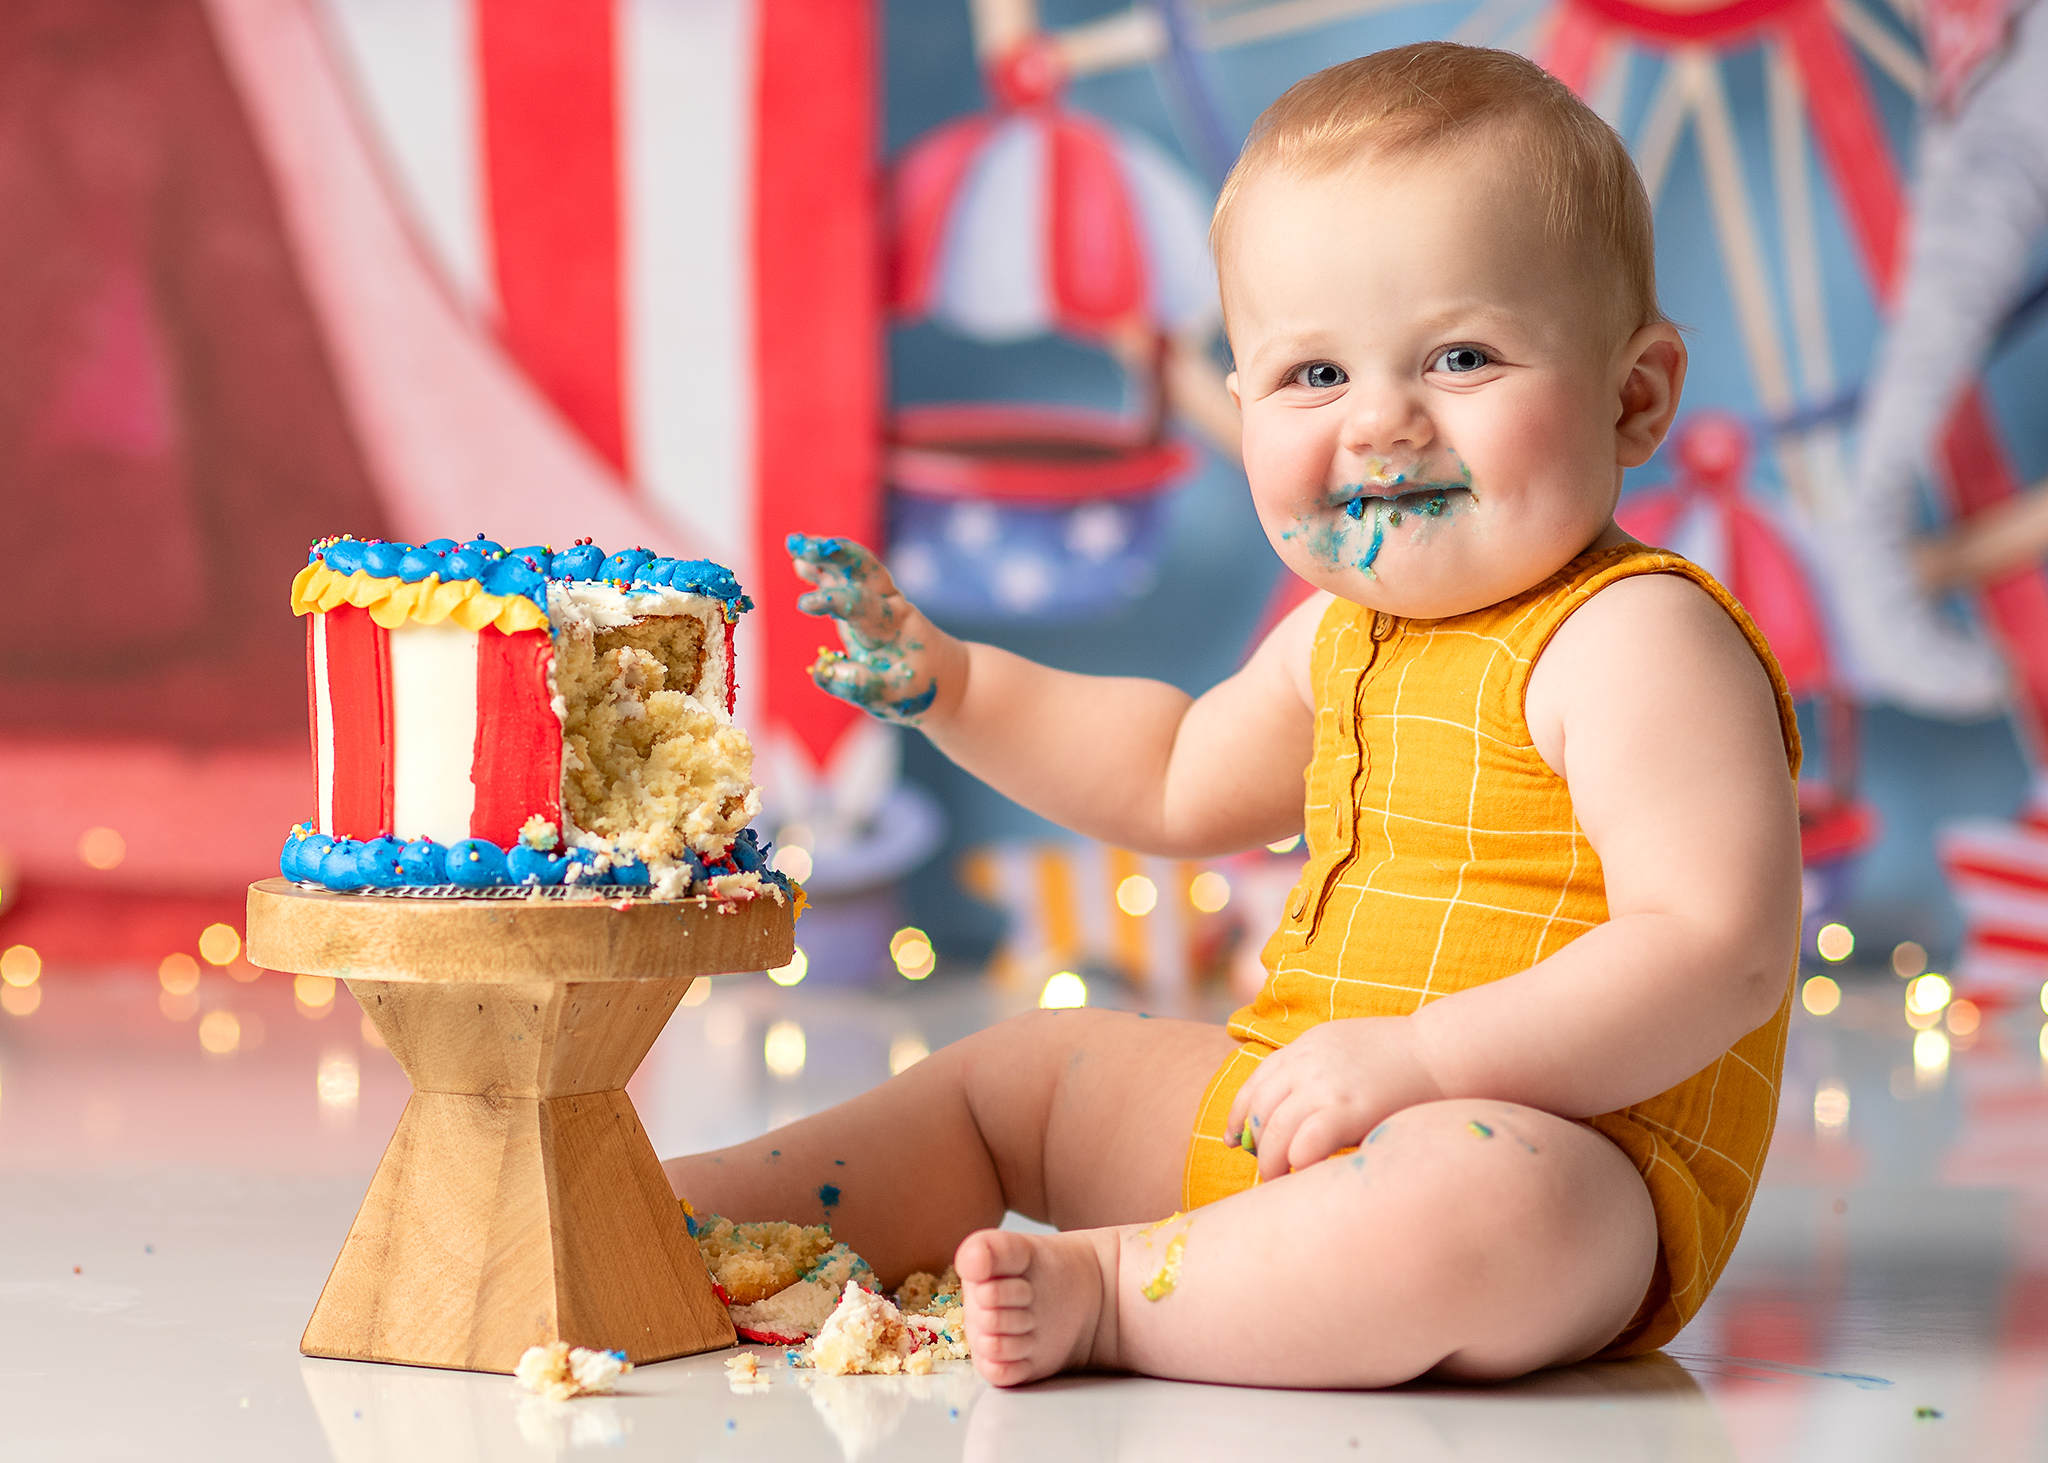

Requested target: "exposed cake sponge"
[{"left": 556, "top": 618, "right": 758, "bottom": 863}]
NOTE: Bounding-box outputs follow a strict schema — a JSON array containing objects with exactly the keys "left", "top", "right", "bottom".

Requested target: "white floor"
[{"left": 2, "top": 966, "right": 2044, "bottom": 1461}]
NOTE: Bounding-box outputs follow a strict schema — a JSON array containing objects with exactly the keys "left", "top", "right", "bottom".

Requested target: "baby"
[{"left": 663, "top": 42, "right": 1801, "bottom": 1389}]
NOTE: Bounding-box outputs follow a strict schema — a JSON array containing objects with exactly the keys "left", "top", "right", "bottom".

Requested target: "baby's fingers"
[
  {"left": 786, "top": 532, "right": 877, "bottom": 575},
  {"left": 1226, "top": 1063, "right": 1288, "bottom": 1158},
  {"left": 1283, "top": 1109, "right": 1363, "bottom": 1178},
  {"left": 797, "top": 583, "right": 866, "bottom": 620}
]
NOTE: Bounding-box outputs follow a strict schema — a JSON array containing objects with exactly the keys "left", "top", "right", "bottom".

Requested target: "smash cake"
[{"left": 277, "top": 534, "right": 794, "bottom": 904}]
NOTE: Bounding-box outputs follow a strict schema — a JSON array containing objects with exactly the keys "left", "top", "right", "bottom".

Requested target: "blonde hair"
[{"left": 1212, "top": 43, "right": 1664, "bottom": 331}]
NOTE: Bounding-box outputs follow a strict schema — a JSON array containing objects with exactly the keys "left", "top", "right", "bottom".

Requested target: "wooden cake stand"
[{"left": 246, "top": 877, "right": 793, "bottom": 1374}]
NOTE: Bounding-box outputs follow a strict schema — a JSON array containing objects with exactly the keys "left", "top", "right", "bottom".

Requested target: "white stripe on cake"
[
  {"left": 389, "top": 621, "right": 480, "bottom": 844},
  {"left": 313, "top": 611, "right": 337, "bottom": 837}
]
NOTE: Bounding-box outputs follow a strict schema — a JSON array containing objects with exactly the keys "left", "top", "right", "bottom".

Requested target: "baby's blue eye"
[
  {"left": 1298, "top": 363, "right": 1347, "bottom": 389},
  {"left": 1434, "top": 347, "right": 1490, "bottom": 374}
]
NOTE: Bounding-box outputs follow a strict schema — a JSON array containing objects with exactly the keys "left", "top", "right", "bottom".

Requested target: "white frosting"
[
  {"left": 388, "top": 620, "right": 479, "bottom": 844},
  {"left": 548, "top": 580, "right": 722, "bottom": 634}
]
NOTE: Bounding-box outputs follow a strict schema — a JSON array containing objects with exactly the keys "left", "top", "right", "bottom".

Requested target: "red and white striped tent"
[{"left": 216, "top": 0, "right": 887, "bottom": 825}]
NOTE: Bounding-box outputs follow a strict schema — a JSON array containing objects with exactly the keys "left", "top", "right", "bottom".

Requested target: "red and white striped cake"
[{"left": 285, "top": 536, "right": 772, "bottom": 900}]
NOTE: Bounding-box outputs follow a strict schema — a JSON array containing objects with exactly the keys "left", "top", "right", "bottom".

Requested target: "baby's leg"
[
  {"left": 958, "top": 1098, "right": 1658, "bottom": 1387},
  {"left": 661, "top": 1008, "right": 1237, "bottom": 1283}
]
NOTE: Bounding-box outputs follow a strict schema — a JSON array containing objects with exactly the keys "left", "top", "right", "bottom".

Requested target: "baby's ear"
[
  {"left": 1225, "top": 371, "right": 1242, "bottom": 411},
  {"left": 1613, "top": 325, "right": 1686, "bottom": 469}
]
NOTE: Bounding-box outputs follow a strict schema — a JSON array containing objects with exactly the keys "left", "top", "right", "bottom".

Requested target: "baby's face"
[{"left": 1223, "top": 149, "right": 1654, "bottom": 618}]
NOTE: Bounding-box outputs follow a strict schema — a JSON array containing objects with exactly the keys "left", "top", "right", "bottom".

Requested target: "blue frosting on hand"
[
  {"left": 397, "top": 838, "right": 446, "bottom": 883},
  {"left": 507, "top": 845, "right": 568, "bottom": 886},
  {"left": 446, "top": 838, "right": 509, "bottom": 887}
]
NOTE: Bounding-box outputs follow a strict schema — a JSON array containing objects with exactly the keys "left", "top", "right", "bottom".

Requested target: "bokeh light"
[
  {"left": 764, "top": 1020, "right": 807, "bottom": 1079},
  {"left": 1913, "top": 1028, "right": 1950, "bottom": 1088},
  {"left": 77, "top": 826, "right": 125, "bottom": 870},
  {"left": 358, "top": 1013, "right": 383, "bottom": 1049},
  {"left": 1800, "top": 975, "right": 1841, "bottom": 1016},
  {"left": 888, "top": 1033, "right": 930, "bottom": 1075},
  {"left": 1266, "top": 835, "right": 1302, "bottom": 854},
  {"left": 157, "top": 953, "right": 200, "bottom": 995},
  {"left": 197, "top": 1011, "right": 241, "bottom": 1055},
  {"left": 197, "top": 924, "right": 241, "bottom": 966},
  {"left": 771, "top": 845, "right": 813, "bottom": 883},
  {"left": 2, "top": 983, "right": 41, "bottom": 1018},
  {"left": 1189, "top": 871, "right": 1231, "bottom": 913},
  {"left": 1813, "top": 1083, "right": 1849, "bottom": 1131},
  {"left": 1040, "top": 971, "right": 1087, "bottom": 1009},
  {"left": 1, "top": 945, "right": 41, "bottom": 987},
  {"left": 679, "top": 977, "right": 711, "bottom": 1007},
  {"left": 1892, "top": 941, "right": 1928, "bottom": 979},
  {"left": 317, "top": 1051, "right": 360, "bottom": 1112},
  {"left": 1906, "top": 974, "right": 1953, "bottom": 1018},
  {"left": 158, "top": 988, "right": 198, "bottom": 1022},
  {"left": 1945, "top": 999, "right": 1981, "bottom": 1038},
  {"left": 1815, "top": 923, "right": 1854, "bottom": 962},
  {"left": 768, "top": 948, "right": 808, "bottom": 987},
  {"left": 294, "top": 973, "right": 337, "bottom": 1015},
  {"left": 891, "top": 927, "right": 936, "bottom": 980},
  {"left": 1116, "top": 874, "right": 1157, "bottom": 917}
]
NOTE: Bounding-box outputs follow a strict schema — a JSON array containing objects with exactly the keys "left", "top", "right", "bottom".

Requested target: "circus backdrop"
[{"left": 2, "top": 0, "right": 2045, "bottom": 995}]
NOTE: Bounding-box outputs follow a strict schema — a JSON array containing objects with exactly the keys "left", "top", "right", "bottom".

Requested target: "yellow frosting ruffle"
[{"left": 290, "top": 562, "right": 549, "bottom": 635}]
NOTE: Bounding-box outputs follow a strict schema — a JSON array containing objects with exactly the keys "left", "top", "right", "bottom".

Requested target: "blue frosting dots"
[
  {"left": 507, "top": 845, "right": 568, "bottom": 886},
  {"left": 319, "top": 839, "right": 366, "bottom": 890},
  {"left": 308, "top": 535, "right": 754, "bottom": 618},
  {"left": 397, "top": 838, "right": 446, "bottom": 883},
  {"left": 446, "top": 839, "right": 509, "bottom": 887},
  {"left": 358, "top": 837, "right": 407, "bottom": 888}
]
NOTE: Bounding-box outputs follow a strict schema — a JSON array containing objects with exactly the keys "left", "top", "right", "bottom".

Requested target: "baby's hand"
[
  {"left": 787, "top": 534, "right": 949, "bottom": 726},
  {"left": 1226, "top": 1018, "right": 1445, "bottom": 1182}
]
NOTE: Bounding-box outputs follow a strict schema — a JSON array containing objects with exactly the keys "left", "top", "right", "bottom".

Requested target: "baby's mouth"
[{"left": 1339, "top": 483, "right": 1473, "bottom": 522}]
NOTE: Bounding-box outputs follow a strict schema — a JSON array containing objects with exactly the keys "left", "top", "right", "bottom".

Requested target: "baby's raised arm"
[{"left": 789, "top": 535, "right": 1320, "bottom": 856}]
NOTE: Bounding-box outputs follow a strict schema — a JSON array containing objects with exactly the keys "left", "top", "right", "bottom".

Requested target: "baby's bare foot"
[{"left": 955, "top": 1227, "right": 1120, "bottom": 1387}]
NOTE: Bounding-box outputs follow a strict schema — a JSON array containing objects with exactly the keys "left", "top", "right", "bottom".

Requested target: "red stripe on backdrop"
[
  {"left": 1541, "top": 2, "right": 1612, "bottom": 94},
  {"left": 1047, "top": 117, "right": 1147, "bottom": 335},
  {"left": 754, "top": 0, "right": 882, "bottom": 767},
  {"left": 470, "top": 627, "right": 562, "bottom": 846},
  {"left": 476, "top": 0, "right": 627, "bottom": 474},
  {"left": 322, "top": 605, "right": 394, "bottom": 839},
  {"left": 1780, "top": 0, "right": 2048, "bottom": 758}
]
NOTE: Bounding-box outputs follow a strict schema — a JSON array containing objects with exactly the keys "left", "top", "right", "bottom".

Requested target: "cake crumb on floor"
[{"left": 514, "top": 1342, "right": 631, "bottom": 1400}]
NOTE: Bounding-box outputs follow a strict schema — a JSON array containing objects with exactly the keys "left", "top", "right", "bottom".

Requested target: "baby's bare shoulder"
[{"left": 1529, "top": 571, "right": 1780, "bottom": 775}]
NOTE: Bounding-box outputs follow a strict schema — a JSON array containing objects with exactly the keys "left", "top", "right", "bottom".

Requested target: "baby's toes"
[{"left": 955, "top": 1227, "right": 1033, "bottom": 1286}]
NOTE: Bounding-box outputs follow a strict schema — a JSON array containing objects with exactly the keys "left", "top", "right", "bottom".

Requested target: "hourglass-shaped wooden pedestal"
[{"left": 246, "top": 878, "right": 793, "bottom": 1374}]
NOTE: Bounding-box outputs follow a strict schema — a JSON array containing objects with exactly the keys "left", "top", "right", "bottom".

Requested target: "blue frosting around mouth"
[{"left": 306, "top": 535, "right": 754, "bottom": 617}]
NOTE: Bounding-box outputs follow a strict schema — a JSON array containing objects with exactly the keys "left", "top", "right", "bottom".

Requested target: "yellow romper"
[{"left": 1183, "top": 542, "right": 1800, "bottom": 1355}]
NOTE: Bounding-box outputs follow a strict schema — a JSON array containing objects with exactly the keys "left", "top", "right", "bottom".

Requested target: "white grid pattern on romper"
[
  {"left": 1218, "top": 554, "right": 1792, "bottom": 1331},
  {"left": 1256, "top": 594, "right": 1600, "bottom": 1043}
]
